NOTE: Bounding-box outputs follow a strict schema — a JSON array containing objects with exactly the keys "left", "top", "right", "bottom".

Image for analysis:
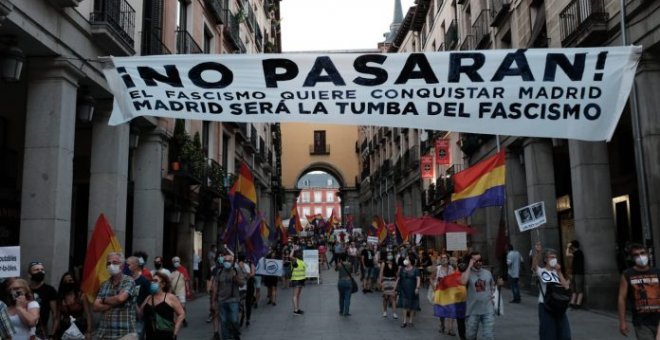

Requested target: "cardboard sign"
[
  {"left": 255, "top": 258, "right": 284, "bottom": 277},
  {"left": 367, "top": 236, "right": 379, "bottom": 245},
  {"left": 303, "top": 249, "right": 319, "bottom": 281},
  {"left": 446, "top": 232, "right": 467, "bottom": 251},
  {"left": 515, "top": 202, "right": 547, "bottom": 232},
  {"left": 0, "top": 246, "right": 20, "bottom": 278}
]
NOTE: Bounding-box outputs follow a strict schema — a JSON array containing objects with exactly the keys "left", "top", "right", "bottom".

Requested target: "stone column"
[
  {"left": 20, "top": 59, "right": 83, "bottom": 281},
  {"left": 523, "top": 138, "right": 560, "bottom": 251},
  {"left": 569, "top": 140, "right": 619, "bottom": 309},
  {"left": 176, "top": 211, "right": 194, "bottom": 269},
  {"left": 132, "top": 130, "right": 167, "bottom": 259},
  {"left": 634, "top": 57, "right": 660, "bottom": 261},
  {"left": 506, "top": 150, "right": 530, "bottom": 259},
  {"left": 202, "top": 218, "right": 219, "bottom": 281},
  {"left": 87, "top": 106, "right": 129, "bottom": 246}
]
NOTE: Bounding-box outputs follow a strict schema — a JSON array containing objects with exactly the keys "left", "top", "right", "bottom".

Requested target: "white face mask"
[
  {"left": 173, "top": 262, "right": 180, "bottom": 268},
  {"left": 548, "top": 258, "right": 558, "bottom": 268},
  {"left": 107, "top": 264, "right": 121, "bottom": 275},
  {"left": 403, "top": 260, "right": 411, "bottom": 266},
  {"left": 635, "top": 255, "right": 649, "bottom": 267}
]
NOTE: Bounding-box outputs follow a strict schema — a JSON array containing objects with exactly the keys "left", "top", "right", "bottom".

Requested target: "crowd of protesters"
[{"left": 0, "top": 233, "right": 657, "bottom": 340}]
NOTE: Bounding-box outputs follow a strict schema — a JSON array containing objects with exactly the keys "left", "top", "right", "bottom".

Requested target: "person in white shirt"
[
  {"left": 193, "top": 251, "right": 202, "bottom": 293},
  {"left": 532, "top": 248, "right": 571, "bottom": 340},
  {"left": 506, "top": 244, "right": 523, "bottom": 303}
]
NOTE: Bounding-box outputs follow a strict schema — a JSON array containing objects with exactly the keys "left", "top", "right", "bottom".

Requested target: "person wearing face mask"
[
  {"left": 26, "top": 261, "right": 57, "bottom": 339},
  {"left": 397, "top": 256, "right": 421, "bottom": 328},
  {"left": 5, "top": 277, "right": 40, "bottom": 340},
  {"left": 460, "top": 251, "right": 496, "bottom": 340},
  {"left": 139, "top": 272, "right": 185, "bottom": 340},
  {"left": 618, "top": 243, "right": 660, "bottom": 340},
  {"left": 151, "top": 256, "right": 171, "bottom": 277},
  {"left": 53, "top": 272, "right": 92, "bottom": 340},
  {"left": 170, "top": 256, "right": 189, "bottom": 328},
  {"left": 211, "top": 254, "right": 245, "bottom": 340},
  {"left": 433, "top": 254, "right": 456, "bottom": 335},
  {"left": 532, "top": 248, "right": 570, "bottom": 340},
  {"left": 126, "top": 256, "right": 150, "bottom": 339},
  {"left": 378, "top": 252, "right": 399, "bottom": 319},
  {"left": 93, "top": 252, "right": 138, "bottom": 339}
]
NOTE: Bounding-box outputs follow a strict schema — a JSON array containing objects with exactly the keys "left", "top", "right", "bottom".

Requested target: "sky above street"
[{"left": 281, "top": 0, "right": 415, "bottom": 52}]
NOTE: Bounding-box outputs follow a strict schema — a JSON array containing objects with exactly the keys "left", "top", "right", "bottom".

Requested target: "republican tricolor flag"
[
  {"left": 81, "top": 214, "right": 123, "bottom": 303},
  {"left": 433, "top": 271, "right": 467, "bottom": 319},
  {"left": 443, "top": 150, "right": 506, "bottom": 221}
]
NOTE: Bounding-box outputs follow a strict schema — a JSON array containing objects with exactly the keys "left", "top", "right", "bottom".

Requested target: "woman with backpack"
[{"left": 532, "top": 248, "right": 571, "bottom": 340}]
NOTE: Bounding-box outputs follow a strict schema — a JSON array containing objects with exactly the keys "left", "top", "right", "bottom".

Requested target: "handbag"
[
  {"left": 150, "top": 295, "right": 175, "bottom": 332},
  {"left": 62, "top": 316, "right": 85, "bottom": 340},
  {"left": 341, "top": 262, "right": 359, "bottom": 294}
]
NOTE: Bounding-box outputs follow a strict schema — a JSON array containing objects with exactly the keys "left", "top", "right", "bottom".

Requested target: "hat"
[
  {"left": 28, "top": 261, "right": 43, "bottom": 272},
  {"left": 172, "top": 256, "right": 181, "bottom": 263}
]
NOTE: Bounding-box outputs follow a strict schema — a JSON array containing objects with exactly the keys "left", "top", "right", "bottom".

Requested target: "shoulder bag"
[{"left": 341, "top": 262, "right": 358, "bottom": 294}]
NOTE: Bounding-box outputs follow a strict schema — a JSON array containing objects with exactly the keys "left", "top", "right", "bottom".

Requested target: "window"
[
  {"left": 302, "top": 207, "right": 311, "bottom": 217},
  {"left": 314, "top": 191, "right": 322, "bottom": 203},
  {"left": 314, "top": 207, "right": 322, "bottom": 215},
  {"left": 311, "top": 130, "right": 328, "bottom": 154},
  {"left": 326, "top": 207, "right": 333, "bottom": 218},
  {"left": 301, "top": 191, "right": 310, "bottom": 203},
  {"left": 203, "top": 26, "right": 213, "bottom": 54},
  {"left": 326, "top": 192, "right": 334, "bottom": 202}
]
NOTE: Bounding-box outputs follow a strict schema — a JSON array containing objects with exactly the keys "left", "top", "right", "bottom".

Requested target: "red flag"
[
  {"left": 395, "top": 206, "right": 410, "bottom": 243},
  {"left": 421, "top": 155, "right": 434, "bottom": 179},
  {"left": 275, "top": 213, "right": 288, "bottom": 245},
  {"left": 81, "top": 214, "right": 123, "bottom": 303},
  {"left": 436, "top": 139, "right": 450, "bottom": 165}
]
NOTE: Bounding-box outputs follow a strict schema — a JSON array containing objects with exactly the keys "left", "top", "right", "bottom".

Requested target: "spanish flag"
[
  {"left": 81, "top": 214, "right": 123, "bottom": 303},
  {"left": 275, "top": 212, "right": 288, "bottom": 244},
  {"left": 433, "top": 271, "right": 467, "bottom": 319},
  {"left": 443, "top": 150, "right": 506, "bottom": 221},
  {"left": 287, "top": 202, "right": 303, "bottom": 235}
]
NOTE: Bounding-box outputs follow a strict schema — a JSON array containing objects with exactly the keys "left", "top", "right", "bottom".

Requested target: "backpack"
[{"left": 542, "top": 282, "right": 571, "bottom": 316}]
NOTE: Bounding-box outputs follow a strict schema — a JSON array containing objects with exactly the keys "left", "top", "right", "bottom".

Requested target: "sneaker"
[
  {"left": 293, "top": 310, "right": 303, "bottom": 315},
  {"left": 392, "top": 313, "right": 399, "bottom": 319},
  {"left": 298, "top": 309, "right": 304, "bottom": 314},
  {"left": 382, "top": 311, "right": 387, "bottom": 318},
  {"left": 206, "top": 317, "right": 212, "bottom": 323},
  {"left": 213, "top": 332, "right": 220, "bottom": 340}
]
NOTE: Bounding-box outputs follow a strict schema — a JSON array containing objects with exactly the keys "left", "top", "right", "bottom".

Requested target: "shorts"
[
  {"left": 254, "top": 275, "right": 262, "bottom": 289},
  {"left": 365, "top": 267, "right": 378, "bottom": 279},
  {"left": 570, "top": 274, "right": 584, "bottom": 294},
  {"left": 291, "top": 279, "right": 306, "bottom": 288},
  {"left": 382, "top": 278, "right": 396, "bottom": 296}
]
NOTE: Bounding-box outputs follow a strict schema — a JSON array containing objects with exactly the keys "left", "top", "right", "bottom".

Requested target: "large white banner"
[{"left": 103, "top": 46, "right": 641, "bottom": 141}]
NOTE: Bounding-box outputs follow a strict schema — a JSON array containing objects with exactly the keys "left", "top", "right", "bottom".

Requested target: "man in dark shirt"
[
  {"left": 617, "top": 243, "right": 660, "bottom": 339},
  {"left": 127, "top": 256, "right": 150, "bottom": 339},
  {"left": 27, "top": 261, "right": 57, "bottom": 339},
  {"left": 361, "top": 244, "right": 376, "bottom": 293},
  {"left": 568, "top": 240, "right": 584, "bottom": 308}
]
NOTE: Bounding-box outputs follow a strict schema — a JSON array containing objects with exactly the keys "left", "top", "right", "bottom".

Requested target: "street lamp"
[
  {"left": 0, "top": 44, "right": 24, "bottom": 82},
  {"left": 76, "top": 91, "right": 95, "bottom": 123}
]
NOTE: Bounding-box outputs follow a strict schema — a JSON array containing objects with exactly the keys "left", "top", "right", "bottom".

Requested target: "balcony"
[
  {"left": 176, "top": 29, "right": 202, "bottom": 54},
  {"left": 309, "top": 144, "right": 330, "bottom": 155},
  {"left": 246, "top": 4, "right": 256, "bottom": 32},
  {"left": 90, "top": 0, "right": 136, "bottom": 55},
  {"left": 226, "top": 11, "right": 246, "bottom": 52},
  {"left": 407, "top": 146, "right": 420, "bottom": 170},
  {"left": 360, "top": 165, "right": 370, "bottom": 182},
  {"left": 457, "top": 0, "right": 468, "bottom": 4},
  {"left": 381, "top": 159, "right": 391, "bottom": 174},
  {"left": 255, "top": 22, "right": 263, "bottom": 51},
  {"left": 204, "top": 0, "right": 229, "bottom": 24},
  {"left": 491, "top": 0, "right": 511, "bottom": 27},
  {"left": 141, "top": 30, "right": 171, "bottom": 55},
  {"left": 473, "top": 10, "right": 491, "bottom": 49},
  {"left": 459, "top": 133, "right": 494, "bottom": 156},
  {"left": 234, "top": 123, "right": 248, "bottom": 140},
  {"left": 459, "top": 35, "right": 475, "bottom": 51},
  {"left": 559, "top": 0, "right": 608, "bottom": 47},
  {"left": 203, "top": 159, "right": 229, "bottom": 198},
  {"left": 444, "top": 20, "right": 458, "bottom": 50}
]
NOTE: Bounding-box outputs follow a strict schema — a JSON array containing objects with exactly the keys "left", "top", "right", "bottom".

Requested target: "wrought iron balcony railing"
[
  {"left": 559, "top": 0, "right": 608, "bottom": 46},
  {"left": 141, "top": 30, "right": 171, "bottom": 55},
  {"left": 491, "top": 0, "right": 512, "bottom": 27},
  {"left": 176, "top": 29, "right": 202, "bottom": 54},
  {"left": 473, "top": 10, "right": 491, "bottom": 48},
  {"left": 90, "top": 0, "right": 136, "bottom": 46},
  {"left": 204, "top": 0, "right": 229, "bottom": 25},
  {"left": 309, "top": 144, "right": 330, "bottom": 155}
]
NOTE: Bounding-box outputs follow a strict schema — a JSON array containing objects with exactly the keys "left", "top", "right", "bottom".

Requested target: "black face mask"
[
  {"left": 154, "top": 263, "right": 162, "bottom": 269},
  {"left": 31, "top": 272, "right": 45, "bottom": 282}
]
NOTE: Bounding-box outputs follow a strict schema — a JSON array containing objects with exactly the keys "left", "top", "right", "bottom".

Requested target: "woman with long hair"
[
  {"left": 5, "top": 277, "right": 40, "bottom": 340},
  {"left": 53, "top": 272, "right": 92, "bottom": 340},
  {"left": 140, "top": 272, "right": 186, "bottom": 340},
  {"left": 378, "top": 252, "right": 398, "bottom": 319}
]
